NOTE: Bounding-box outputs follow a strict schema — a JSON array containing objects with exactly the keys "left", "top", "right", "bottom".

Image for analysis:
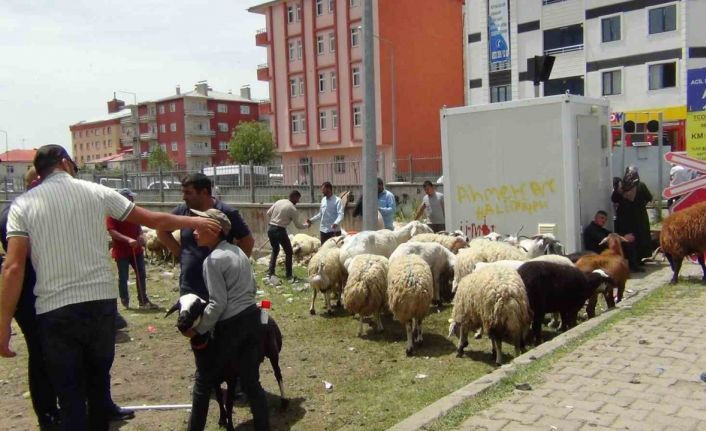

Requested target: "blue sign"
[
  {"left": 687, "top": 67, "right": 706, "bottom": 112},
  {"left": 488, "top": 0, "right": 510, "bottom": 68}
]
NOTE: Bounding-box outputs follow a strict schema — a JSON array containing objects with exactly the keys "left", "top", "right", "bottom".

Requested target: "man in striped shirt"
[{"left": 0, "top": 145, "right": 220, "bottom": 431}]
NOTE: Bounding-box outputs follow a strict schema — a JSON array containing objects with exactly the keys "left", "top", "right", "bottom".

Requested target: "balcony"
[
  {"left": 257, "top": 63, "right": 270, "bottom": 81},
  {"left": 259, "top": 100, "right": 272, "bottom": 116},
  {"left": 255, "top": 28, "right": 269, "bottom": 46},
  {"left": 139, "top": 113, "right": 156, "bottom": 122},
  {"left": 120, "top": 116, "right": 136, "bottom": 124},
  {"left": 544, "top": 44, "right": 584, "bottom": 55},
  {"left": 186, "top": 128, "right": 216, "bottom": 137},
  {"left": 184, "top": 108, "right": 215, "bottom": 117},
  {"left": 186, "top": 146, "right": 216, "bottom": 157},
  {"left": 139, "top": 132, "right": 157, "bottom": 141},
  {"left": 120, "top": 136, "right": 136, "bottom": 146}
]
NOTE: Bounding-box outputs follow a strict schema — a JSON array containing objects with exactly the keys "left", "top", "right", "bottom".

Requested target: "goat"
[{"left": 576, "top": 234, "right": 630, "bottom": 317}]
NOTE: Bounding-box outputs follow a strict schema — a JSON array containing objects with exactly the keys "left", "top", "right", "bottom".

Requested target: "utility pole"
[{"left": 362, "top": 0, "right": 378, "bottom": 231}]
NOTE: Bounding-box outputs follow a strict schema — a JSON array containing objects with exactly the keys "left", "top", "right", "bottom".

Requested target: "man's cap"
[
  {"left": 34, "top": 144, "right": 77, "bottom": 175},
  {"left": 190, "top": 208, "right": 231, "bottom": 236},
  {"left": 118, "top": 188, "right": 136, "bottom": 198}
]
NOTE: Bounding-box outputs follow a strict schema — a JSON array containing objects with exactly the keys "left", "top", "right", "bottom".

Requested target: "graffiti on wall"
[{"left": 456, "top": 178, "right": 557, "bottom": 220}]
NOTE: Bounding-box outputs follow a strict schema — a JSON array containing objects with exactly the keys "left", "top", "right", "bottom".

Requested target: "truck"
[{"left": 440, "top": 94, "right": 613, "bottom": 254}]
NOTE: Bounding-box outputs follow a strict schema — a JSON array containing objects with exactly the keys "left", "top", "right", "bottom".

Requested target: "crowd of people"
[{"left": 0, "top": 145, "right": 446, "bottom": 431}]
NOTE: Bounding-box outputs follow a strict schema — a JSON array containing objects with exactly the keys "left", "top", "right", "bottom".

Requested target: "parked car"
[
  {"left": 99, "top": 178, "right": 133, "bottom": 190},
  {"left": 147, "top": 180, "right": 180, "bottom": 190}
]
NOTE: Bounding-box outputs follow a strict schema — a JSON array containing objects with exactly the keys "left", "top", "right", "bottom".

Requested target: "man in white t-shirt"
[{"left": 415, "top": 180, "right": 445, "bottom": 232}]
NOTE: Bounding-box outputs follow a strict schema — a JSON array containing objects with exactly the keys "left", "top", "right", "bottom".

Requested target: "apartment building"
[
  {"left": 70, "top": 98, "right": 133, "bottom": 168},
  {"left": 0, "top": 149, "right": 37, "bottom": 176},
  {"left": 466, "top": 0, "right": 706, "bottom": 150},
  {"left": 249, "top": 0, "right": 465, "bottom": 182},
  {"left": 134, "top": 82, "right": 260, "bottom": 171}
]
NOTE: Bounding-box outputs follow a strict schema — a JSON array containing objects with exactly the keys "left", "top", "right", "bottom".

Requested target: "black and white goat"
[{"left": 166, "top": 294, "right": 287, "bottom": 431}]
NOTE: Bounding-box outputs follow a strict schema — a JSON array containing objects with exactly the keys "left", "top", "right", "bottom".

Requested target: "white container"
[{"left": 440, "top": 94, "right": 613, "bottom": 253}]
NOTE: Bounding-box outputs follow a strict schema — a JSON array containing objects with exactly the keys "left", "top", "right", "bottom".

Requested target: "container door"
[{"left": 576, "top": 115, "right": 606, "bottom": 238}]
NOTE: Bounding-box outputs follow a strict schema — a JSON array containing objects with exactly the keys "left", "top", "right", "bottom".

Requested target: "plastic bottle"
[{"left": 260, "top": 299, "right": 271, "bottom": 325}]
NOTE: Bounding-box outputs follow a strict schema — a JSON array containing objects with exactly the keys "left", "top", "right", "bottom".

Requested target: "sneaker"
[
  {"left": 109, "top": 405, "right": 135, "bottom": 422},
  {"left": 139, "top": 301, "right": 159, "bottom": 310},
  {"left": 115, "top": 313, "right": 128, "bottom": 331}
]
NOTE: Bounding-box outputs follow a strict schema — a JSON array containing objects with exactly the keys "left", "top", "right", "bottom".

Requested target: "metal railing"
[
  {"left": 256, "top": 28, "right": 267, "bottom": 34},
  {"left": 542, "top": 0, "right": 567, "bottom": 5},
  {"left": 544, "top": 44, "right": 584, "bottom": 55},
  {"left": 257, "top": 63, "right": 269, "bottom": 69}
]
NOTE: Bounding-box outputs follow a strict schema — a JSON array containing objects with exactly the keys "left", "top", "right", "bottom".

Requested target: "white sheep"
[
  {"left": 320, "top": 235, "right": 347, "bottom": 251},
  {"left": 291, "top": 233, "right": 321, "bottom": 259},
  {"left": 452, "top": 250, "right": 476, "bottom": 294},
  {"left": 307, "top": 248, "right": 346, "bottom": 315},
  {"left": 466, "top": 238, "right": 529, "bottom": 263},
  {"left": 408, "top": 233, "right": 468, "bottom": 254},
  {"left": 449, "top": 266, "right": 532, "bottom": 365},
  {"left": 387, "top": 254, "right": 433, "bottom": 356},
  {"left": 339, "top": 220, "right": 432, "bottom": 271},
  {"left": 518, "top": 234, "right": 564, "bottom": 258},
  {"left": 342, "top": 254, "right": 389, "bottom": 336},
  {"left": 389, "top": 242, "right": 456, "bottom": 305}
]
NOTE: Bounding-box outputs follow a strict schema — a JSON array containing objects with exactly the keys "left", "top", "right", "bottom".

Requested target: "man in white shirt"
[
  {"left": 0, "top": 145, "right": 220, "bottom": 431},
  {"left": 266, "top": 190, "right": 307, "bottom": 282},
  {"left": 415, "top": 180, "right": 445, "bottom": 232},
  {"left": 306, "top": 181, "right": 344, "bottom": 243}
]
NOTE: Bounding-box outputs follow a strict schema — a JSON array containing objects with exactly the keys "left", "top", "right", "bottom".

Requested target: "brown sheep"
[
  {"left": 576, "top": 233, "right": 630, "bottom": 317},
  {"left": 660, "top": 201, "right": 706, "bottom": 284}
]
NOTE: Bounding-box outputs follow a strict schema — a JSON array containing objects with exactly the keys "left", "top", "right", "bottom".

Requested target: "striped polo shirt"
[{"left": 6, "top": 171, "right": 134, "bottom": 314}]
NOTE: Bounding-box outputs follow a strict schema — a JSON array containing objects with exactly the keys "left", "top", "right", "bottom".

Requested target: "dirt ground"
[{"left": 0, "top": 257, "right": 570, "bottom": 431}]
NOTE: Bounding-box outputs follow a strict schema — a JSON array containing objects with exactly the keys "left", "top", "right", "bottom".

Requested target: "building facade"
[
  {"left": 134, "top": 82, "right": 260, "bottom": 171},
  {"left": 250, "top": 0, "right": 465, "bottom": 183},
  {"left": 466, "top": 0, "right": 706, "bottom": 150},
  {"left": 70, "top": 98, "right": 133, "bottom": 168},
  {"left": 0, "top": 149, "right": 37, "bottom": 176}
]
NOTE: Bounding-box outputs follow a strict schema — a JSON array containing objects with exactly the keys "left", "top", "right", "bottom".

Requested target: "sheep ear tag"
[{"left": 165, "top": 301, "right": 181, "bottom": 318}]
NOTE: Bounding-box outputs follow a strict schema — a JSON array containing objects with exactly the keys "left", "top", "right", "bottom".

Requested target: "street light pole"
[
  {"left": 0, "top": 129, "right": 8, "bottom": 176},
  {"left": 375, "top": 35, "right": 396, "bottom": 181},
  {"left": 116, "top": 90, "right": 141, "bottom": 173},
  {"left": 362, "top": 0, "right": 378, "bottom": 231}
]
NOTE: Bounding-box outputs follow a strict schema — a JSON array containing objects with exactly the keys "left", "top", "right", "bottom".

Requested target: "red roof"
[{"left": 0, "top": 149, "right": 37, "bottom": 163}]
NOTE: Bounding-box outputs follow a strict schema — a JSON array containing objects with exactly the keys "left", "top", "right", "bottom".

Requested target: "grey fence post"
[
  {"left": 408, "top": 155, "right": 414, "bottom": 183},
  {"left": 158, "top": 167, "right": 164, "bottom": 203},
  {"left": 249, "top": 161, "right": 255, "bottom": 203},
  {"left": 213, "top": 165, "right": 218, "bottom": 190},
  {"left": 3, "top": 176, "right": 7, "bottom": 201},
  {"left": 122, "top": 165, "right": 128, "bottom": 189},
  {"left": 238, "top": 164, "right": 243, "bottom": 187},
  {"left": 308, "top": 159, "right": 315, "bottom": 203}
]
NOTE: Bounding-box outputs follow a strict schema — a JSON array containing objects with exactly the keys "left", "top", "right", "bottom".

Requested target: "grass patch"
[{"left": 420, "top": 279, "right": 705, "bottom": 431}]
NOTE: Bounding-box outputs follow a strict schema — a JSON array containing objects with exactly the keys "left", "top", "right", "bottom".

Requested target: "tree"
[
  {"left": 228, "top": 121, "right": 275, "bottom": 165},
  {"left": 147, "top": 146, "right": 173, "bottom": 170}
]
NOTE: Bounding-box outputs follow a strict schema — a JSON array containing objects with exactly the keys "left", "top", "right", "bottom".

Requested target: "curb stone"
[{"left": 387, "top": 265, "right": 676, "bottom": 431}]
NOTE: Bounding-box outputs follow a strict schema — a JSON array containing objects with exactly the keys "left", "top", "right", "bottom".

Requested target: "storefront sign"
[
  {"left": 687, "top": 68, "right": 706, "bottom": 112},
  {"left": 686, "top": 111, "right": 706, "bottom": 160}
]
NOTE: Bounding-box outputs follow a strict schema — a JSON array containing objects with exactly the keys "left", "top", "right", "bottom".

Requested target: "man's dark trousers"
[
  {"left": 320, "top": 231, "right": 341, "bottom": 244},
  {"left": 267, "top": 225, "right": 293, "bottom": 278},
  {"left": 39, "top": 299, "right": 116, "bottom": 431}
]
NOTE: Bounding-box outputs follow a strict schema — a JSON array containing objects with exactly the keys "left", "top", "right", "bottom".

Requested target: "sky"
[{"left": 0, "top": 0, "right": 269, "bottom": 155}]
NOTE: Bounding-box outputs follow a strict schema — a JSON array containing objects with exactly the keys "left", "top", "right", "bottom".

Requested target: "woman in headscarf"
[{"left": 612, "top": 166, "right": 654, "bottom": 263}]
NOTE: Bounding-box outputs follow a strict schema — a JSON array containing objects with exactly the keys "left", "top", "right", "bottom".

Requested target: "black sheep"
[{"left": 517, "top": 261, "right": 613, "bottom": 344}]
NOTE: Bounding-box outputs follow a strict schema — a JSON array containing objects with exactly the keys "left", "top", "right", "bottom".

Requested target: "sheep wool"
[
  {"left": 452, "top": 249, "right": 476, "bottom": 293},
  {"left": 660, "top": 201, "right": 706, "bottom": 283},
  {"left": 291, "top": 233, "right": 321, "bottom": 258},
  {"left": 466, "top": 238, "right": 529, "bottom": 263},
  {"left": 342, "top": 254, "right": 390, "bottom": 336},
  {"left": 451, "top": 266, "right": 531, "bottom": 365},
  {"left": 387, "top": 255, "right": 433, "bottom": 356},
  {"left": 409, "top": 233, "right": 468, "bottom": 253},
  {"left": 307, "top": 248, "right": 346, "bottom": 315}
]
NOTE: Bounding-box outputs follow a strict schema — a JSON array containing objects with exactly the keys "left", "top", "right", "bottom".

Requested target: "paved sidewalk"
[{"left": 457, "top": 265, "right": 706, "bottom": 431}]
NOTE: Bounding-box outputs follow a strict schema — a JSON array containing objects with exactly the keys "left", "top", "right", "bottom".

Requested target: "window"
[
  {"left": 170, "top": 122, "right": 177, "bottom": 132},
  {"left": 159, "top": 105, "right": 165, "bottom": 114},
  {"left": 288, "top": 41, "right": 296, "bottom": 60},
  {"left": 601, "top": 16, "right": 621, "bottom": 43},
  {"left": 328, "top": 0, "right": 335, "bottom": 13},
  {"left": 169, "top": 103, "right": 176, "bottom": 113},
  {"left": 490, "top": 85, "right": 510, "bottom": 103},
  {"left": 318, "top": 73, "right": 326, "bottom": 92},
  {"left": 291, "top": 114, "right": 300, "bottom": 133},
  {"left": 334, "top": 155, "right": 345, "bottom": 173},
  {"left": 299, "top": 114, "right": 306, "bottom": 132},
  {"left": 148, "top": 106, "right": 156, "bottom": 116},
  {"left": 219, "top": 141, "right": 228, "bottom": 151},
  {"left": 159, "top": 124, "right": 166, "bottom": 133},
  {"left": 649, "top": 4, "right": 676, "bottom": 34},
  {"left": 171, "top": 142, "right": 178, "bottom": 151},
  {"left": 298, "top": 77, "right": 305, "bottom": 95},
  {"left": 317, "top": 35, "right": 325, "bottom": 55},
  {"left": 290, "top": 78, "right": 298, "bottom": 97},
  {"left": 240, "top": 105, "right": 251, "bottom": 115},
  {"left": 319, "top": 111, "right": 327, "bottom": 130},
  {"left": 602, "top": 70, "right": 621, "bottom": 95},
  {"left": 350, "top": 0, "right": 359, "bottom": 7},
  {"left": 160, "top": 143, "right": 167, "bottom": 152},
  {"left": 300, "top": 157, "right": 310, "bottom": 174},
  {"left": 332, "top": 109, "right": 338, "bottom": 128},
  {"left": 217, "top": 103, "right": 228, "bottom": 113},
  {"left": 543, "top": 24, "right": 583, "bottom": 53},
  {"left": 351, "top": 27, "right": 360, "bottom": 47},
  {"left": 316, "top": 0, "right": 323, "bottom": 16},
  {"left": 296, "top": 40, "right": 303, "bottom": 59},
  {"left": 649, "top": 62, "right": 676, "bottom": 90},
  {"left": 329, "top": 32, "right": 336, "bottom": 52},
  {"left": 287, "top": 5, "right": 295, "bottom": 23},
  {"left": 107, "top": 126, "right": 111, "bottom": 133},
  {"left": 296, "top": 3, "right": 302, "bottom": 21},
  {"left": 330, "top": 71, "right": 337, "bottom": 90},
  {"left": 353, "top": 106, "right": 361, "bottom": 127},
  {"left": 352, "top": 66, "right": 361, "bottom": 87},
  {"left": 218, "top": 123, "right": 228, "bottom": 132},
  {"left": 544, "top": 75, "right": 584, "bottom": 96}
]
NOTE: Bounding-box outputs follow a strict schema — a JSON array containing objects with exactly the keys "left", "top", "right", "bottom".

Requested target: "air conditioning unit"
[{"left": 537, "top": 223, "right": 557, "bottom": 236}]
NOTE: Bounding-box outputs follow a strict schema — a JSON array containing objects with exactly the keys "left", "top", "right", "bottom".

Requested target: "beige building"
[
  {"left": 70, "top": 98, "right": 133, "bottom": 168},
  {"left": 0, "top": 149, "right": 37, "bottom": 176}
]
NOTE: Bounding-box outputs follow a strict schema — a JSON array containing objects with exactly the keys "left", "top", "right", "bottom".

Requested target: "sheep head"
[
  {"left": 598, "top": 233, "right": 627, "bottom": 257},
  {"left": 165, "top": 293, "right": 208, "bottom": 333}
]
